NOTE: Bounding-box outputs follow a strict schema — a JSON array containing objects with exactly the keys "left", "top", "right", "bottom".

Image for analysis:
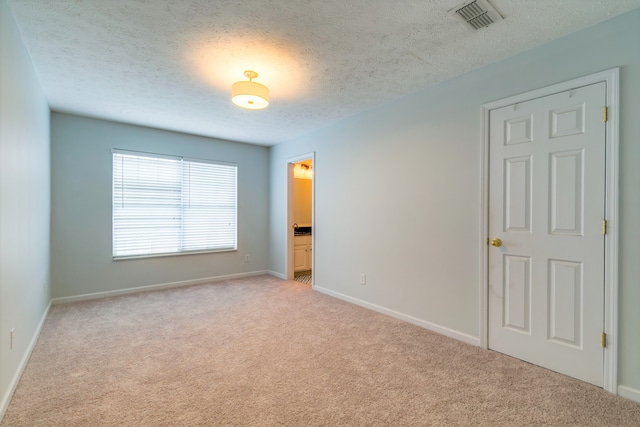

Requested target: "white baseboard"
[
  {"left": 313, "top": 286, "right": 480, "bottom": 346},
  {"left": 268, "top": 271, "right": 287, "bottom": 280},
  {"left": 51, "top": 270, "right": 270, "bottom": 305},
  {"left": 0, "top": 301, "right": 51, "bottom": 421},
  {"left": 617, "top": 385, "right": 640, "bottom": 403}
]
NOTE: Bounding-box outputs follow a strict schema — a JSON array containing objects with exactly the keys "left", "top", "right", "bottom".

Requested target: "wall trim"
[
  {"left": 0, "top": 301, "right": 51, "bottom": 421},
  {"left": 617, "top": 386, "right": 640, "bottom": 404},
  {"left": 51, "top": 271, "right": 270, "bottom": 304},
  {"left": 268, "top": 270, "right": 287, "bottom": 280},
  {"left": 479, "top": 68, "right": 620, "bottom": 394},
  {"left": 314, "top": 286, "right": 480, "bottom": 346}
]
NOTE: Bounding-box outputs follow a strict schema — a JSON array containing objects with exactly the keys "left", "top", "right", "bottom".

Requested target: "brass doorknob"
[{"left": 490, "top": 238, "right": 502, "bottom": 247}]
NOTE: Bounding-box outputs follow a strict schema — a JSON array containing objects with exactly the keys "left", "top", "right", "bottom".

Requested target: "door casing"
[{"left": 479, "top": 68, "right": 619, "bottom": 394}]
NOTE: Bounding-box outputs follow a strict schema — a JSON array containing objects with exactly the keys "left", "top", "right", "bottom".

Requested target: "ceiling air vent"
[{"left": 450, "top": 0, "right": 504, "bottom": 30}]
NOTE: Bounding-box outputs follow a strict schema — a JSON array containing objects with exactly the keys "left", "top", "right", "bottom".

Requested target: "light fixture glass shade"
[
  {"left": 293, "top": 163, "right": 313, "bottom": 179},
  {"left": 231, "top": 80, "right": 269, "bottom": 110}
]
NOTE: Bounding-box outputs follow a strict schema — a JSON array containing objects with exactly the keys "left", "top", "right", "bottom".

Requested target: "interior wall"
[
  {"left": 269, "top": 10, "right": 640, "bottom": 395},
  {"left": 0, "top": 0, "right": 51, "bottom": 414},
  {"left": 51, "top": 113, "right": 270, "bottom": 298},
  {"left": 293, "top": 178, "right": 312, "bottom": 226}
]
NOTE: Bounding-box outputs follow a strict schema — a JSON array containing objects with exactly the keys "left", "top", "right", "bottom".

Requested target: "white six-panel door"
[{"left": 488, "top": 82, "right": 606, "bottom": 386}]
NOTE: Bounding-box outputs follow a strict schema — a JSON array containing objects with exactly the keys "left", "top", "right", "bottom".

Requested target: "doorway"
[
  {"left": 286, "top": 153, "right": 315, "bottom": 286},
  {"left": 480, "top": 69, "right": 619, "bottom": 392}
]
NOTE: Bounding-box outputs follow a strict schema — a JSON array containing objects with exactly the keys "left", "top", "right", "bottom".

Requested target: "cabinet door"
[{"left": 294, "top": 245, "right": 308, "bottom": 272}]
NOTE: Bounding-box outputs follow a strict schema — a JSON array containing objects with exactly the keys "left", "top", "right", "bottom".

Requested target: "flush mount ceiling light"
[
  {"left": 293, "top": 163, "right": 313, "bottom": 179},
  {"left": 231, "top": 70, "right": 269, "bottom": 110}
]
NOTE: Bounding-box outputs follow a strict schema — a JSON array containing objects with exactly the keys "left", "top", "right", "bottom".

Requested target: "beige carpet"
[{"left": 2, "top": 275, "right": 640, "bottom": 426}]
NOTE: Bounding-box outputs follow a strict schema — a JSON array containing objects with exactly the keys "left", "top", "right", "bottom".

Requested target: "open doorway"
[{"left": 286, "top": 153, "right": 314, "bottom": 286}]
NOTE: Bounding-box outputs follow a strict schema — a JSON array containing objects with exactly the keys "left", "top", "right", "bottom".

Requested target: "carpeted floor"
[{"left": 2, "top": 275, "right": 640, "bottom": 426}]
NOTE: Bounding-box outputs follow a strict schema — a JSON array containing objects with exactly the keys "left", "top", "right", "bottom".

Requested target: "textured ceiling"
[{"left": 7, "top": 0, "right": 640, "bottom": 145}]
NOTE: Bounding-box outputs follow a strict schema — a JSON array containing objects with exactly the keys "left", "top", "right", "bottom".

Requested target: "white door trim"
[
  {"left": 286, "top": 152, "right": 316, "bottom": 284},
  {"left": 479, "top": 68, "right": 619, "bottom": 393}
]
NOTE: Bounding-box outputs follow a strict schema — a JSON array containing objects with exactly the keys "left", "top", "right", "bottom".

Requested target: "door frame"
[
  {"left": 286, "top": 152, "right": 315, "bottom": 284},
  {"left": 479, "top": 68, "right": 619, "bottom": 393}
]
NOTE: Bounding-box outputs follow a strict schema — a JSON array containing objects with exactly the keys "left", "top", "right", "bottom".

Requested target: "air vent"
[{"left": 450, "top": 0, "right": 504, "bottom": 30}]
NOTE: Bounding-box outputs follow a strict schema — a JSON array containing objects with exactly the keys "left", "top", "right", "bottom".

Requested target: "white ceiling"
[{"left": 7, "top": 0, "right": 640, "bottom": 146}]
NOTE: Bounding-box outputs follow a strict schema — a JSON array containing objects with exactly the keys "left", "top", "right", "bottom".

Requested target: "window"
[{"left": 112, "top": 150, "right": 237, "bottom": 258}]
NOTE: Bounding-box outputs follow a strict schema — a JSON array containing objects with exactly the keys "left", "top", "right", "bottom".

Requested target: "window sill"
[{"left": 113, "top": 247, "right": 237, "bottom": 261}]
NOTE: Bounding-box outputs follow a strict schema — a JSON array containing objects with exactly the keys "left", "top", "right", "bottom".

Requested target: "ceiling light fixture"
[
  {"left": 293, "top": 163, "right": 313, "bottom": 179},
  {"left": 231, "top": 70, "right": 269, "bottom": 110}
]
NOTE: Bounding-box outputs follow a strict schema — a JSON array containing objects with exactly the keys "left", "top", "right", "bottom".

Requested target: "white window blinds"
[{"left": 112, "top": 150, "right": 237, "bottom": 258}]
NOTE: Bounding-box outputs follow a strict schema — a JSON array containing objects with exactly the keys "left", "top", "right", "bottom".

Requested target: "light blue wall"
[
  {"left": 51, "top": 114, "right": 270, "bottom": 298},
  {"left": 269, "top": 10, "right": 640, "bottom": 394},
  {"left": 0, "top": 0, "right": 51, "bottom": 414}
]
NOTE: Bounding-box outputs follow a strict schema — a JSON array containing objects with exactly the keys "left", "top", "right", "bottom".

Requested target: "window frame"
[{"left": 111, "top": 149, "right": 238, "bottom": 260}]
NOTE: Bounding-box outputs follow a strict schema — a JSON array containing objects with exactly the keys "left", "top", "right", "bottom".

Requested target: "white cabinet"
[{"left": 294, "top": 235, "right": 312, "bottom": 272}]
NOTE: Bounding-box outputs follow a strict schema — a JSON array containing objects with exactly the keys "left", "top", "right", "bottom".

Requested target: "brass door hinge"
[
  {"left": 602, "top": 219, "right": 607, "bottom": 235},
  {"left": 601, "top": 332, "right": 607, "bottom": 348},
  {"left": 603, "top": 106, "right": 608, "bottom": 122}
]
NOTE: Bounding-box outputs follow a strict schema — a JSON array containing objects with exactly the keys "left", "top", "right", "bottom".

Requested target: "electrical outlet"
[
  {"left": 244, "top": 254, "right": 250, "bottom": 262},
  {"left": 10, "top": 328, "right": 14, "bottom": 350},
  {"left": 359, "top": 273, "right": 366, "bottom": 285}
]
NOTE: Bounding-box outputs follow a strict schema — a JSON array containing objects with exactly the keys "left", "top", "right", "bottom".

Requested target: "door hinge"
[
  {"left": 603, "top": 106, "right": 608, "bottom": 123},
  {"left": 601, "top": 332, "right": 607, "bottom": 348},
  {"left": 602, "top": 219, "right": 607, "bottom": 235},
  {"left": 486, "top": 237, "right": 489, "bottom": 245}
]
